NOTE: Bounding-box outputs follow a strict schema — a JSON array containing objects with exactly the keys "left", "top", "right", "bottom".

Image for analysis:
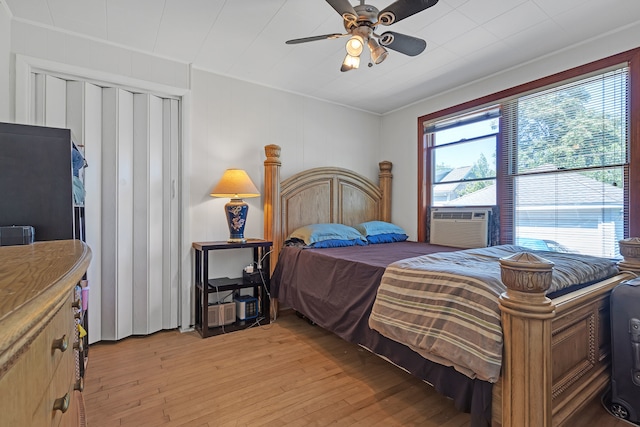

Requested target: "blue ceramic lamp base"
[{"left": 225, "top": 198, "right": 249, "bottom": 243}]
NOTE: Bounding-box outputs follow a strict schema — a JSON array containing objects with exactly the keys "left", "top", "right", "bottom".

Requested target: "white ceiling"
[{"left": 4, "top": 0, "right": 640, "bottom": 114}]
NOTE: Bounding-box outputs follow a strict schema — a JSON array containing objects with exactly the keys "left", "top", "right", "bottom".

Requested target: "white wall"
[
  {"left": 0, "top": 3, "right": 11, "bottom": 122},
  {"left": 8, "top": 20, "right": 382, "bottom": 252},
  {"left": 6, "top": 19, "right": 383, "bottom": 330},
  {"left": 189, "top": 68, "right": 382, "bottom": 277},
  {"left": 10, "top": 21, "right": 190, "bottom": 123},
  {"left": 380, "top": 23, "right": 640, "bottom": 240}
]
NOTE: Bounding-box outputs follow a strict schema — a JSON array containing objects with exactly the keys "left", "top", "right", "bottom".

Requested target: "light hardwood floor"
[{"left": 84, "top": 311, "right": 627, "bottom": 426}]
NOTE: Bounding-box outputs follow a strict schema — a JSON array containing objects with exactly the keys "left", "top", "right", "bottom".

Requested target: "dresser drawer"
[
  {"left": 0, "top": 294, "right": 77, "bottom": 426},
  {"left": 32, "top": 338, "right": 77, "bottom": 427}
]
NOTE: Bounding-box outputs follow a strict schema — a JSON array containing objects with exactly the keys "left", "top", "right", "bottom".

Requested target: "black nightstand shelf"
[{"left": 193, "top": 239, "right": 272, "bottom": 338}]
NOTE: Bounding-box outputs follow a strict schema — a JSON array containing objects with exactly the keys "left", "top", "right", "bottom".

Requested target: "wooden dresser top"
[
  {"left": 0, "top": 240, "right": 91, "bottom": 373},
  {"left": 0, "top": 240, "right": 90, "bottom": 318}
]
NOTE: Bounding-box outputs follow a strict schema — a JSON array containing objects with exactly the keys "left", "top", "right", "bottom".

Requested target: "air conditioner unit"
[{"left": 430, "top": 207, "right": 491, "bottom": 248}]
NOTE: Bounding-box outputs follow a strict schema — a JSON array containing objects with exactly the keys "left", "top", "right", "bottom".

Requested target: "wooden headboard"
[{"left": 263, "top": 144, "right": 393, "bottom": 269}]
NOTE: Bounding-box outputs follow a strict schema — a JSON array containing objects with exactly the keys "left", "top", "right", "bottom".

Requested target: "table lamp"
[{"left": 210, "top": 169, "right": 260, "bottom": 243}]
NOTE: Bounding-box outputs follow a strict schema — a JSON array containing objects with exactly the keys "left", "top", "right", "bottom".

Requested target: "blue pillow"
[
  {"left": 355, "top": 221, "right": 408, "bottom": 244},
  {"left": 310, "top": 238, "right": 368, "bottom": 248},
  {"left": 288, "top": 223, "right": 366, "bottom": 246},
  {"left": 355, "top": 221, "right": 407, "bottom": 237},
  {"left": 366, "top": 233, "right": 408, "bottom": 244}
]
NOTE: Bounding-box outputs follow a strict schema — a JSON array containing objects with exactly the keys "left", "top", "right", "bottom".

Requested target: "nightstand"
[{"left": 192, "top": 239, "right": 272, "bottom": 338}]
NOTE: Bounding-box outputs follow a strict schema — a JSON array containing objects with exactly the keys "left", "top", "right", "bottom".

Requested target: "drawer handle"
[
  {"left": 51, "top": 335, "right": 68, "bottom": 353},
  {"left": 74, "top": 377, "right": 84, "bottom": 392},
  {"left": 53, "top": 393, "right": 70, "bottom": 413}
]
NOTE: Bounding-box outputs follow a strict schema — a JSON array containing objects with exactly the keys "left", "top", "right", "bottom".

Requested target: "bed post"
[
  {"left": 618, "top": 237, "right": 640, "bottom": 273},
  {"left": 379, "top": 161, "right": 392, "bottom": 222},
  {"left": 264, "top": 144, "right": 281, "bottom": 272},
  {"left": 498, "top": 252, "right": 556, "bottom": 427}
]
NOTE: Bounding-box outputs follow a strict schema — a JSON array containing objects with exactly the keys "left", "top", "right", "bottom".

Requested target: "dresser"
[{"left": 0, "top": 240, "right": 91, "bottom": 427}]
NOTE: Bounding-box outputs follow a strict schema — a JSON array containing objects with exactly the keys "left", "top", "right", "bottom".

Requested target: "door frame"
[{"left": 15, "top": 54, "right": 193, "bottom": 338}]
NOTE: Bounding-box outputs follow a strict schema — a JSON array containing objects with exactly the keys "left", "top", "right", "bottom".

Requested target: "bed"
[{"left": 262, "top": 144, "right": 640, "bottom": 427}]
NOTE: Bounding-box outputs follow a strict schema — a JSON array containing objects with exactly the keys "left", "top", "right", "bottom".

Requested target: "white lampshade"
[
  {"left": 210, "top": 169, "right": 259, "bottom": 199},
  {"left": 340, "top": 54, "right": 361, "bottom": 72},
  {"left": 345, "top": 35, "right": 364, "bottom": 57},
  {"left": 368, "top": 38, "right": 388, "bottom": 64}
]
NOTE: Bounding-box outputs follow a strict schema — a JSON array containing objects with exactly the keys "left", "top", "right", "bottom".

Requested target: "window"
[
  {"left": 428, "top": 108, "right": 499, "bottom": 207},
  {"left": 505, "top": 68, "right": 628, "bottom": 257},
  {"left": 418, "top": 48, "right": 640, "bottom": 258}
]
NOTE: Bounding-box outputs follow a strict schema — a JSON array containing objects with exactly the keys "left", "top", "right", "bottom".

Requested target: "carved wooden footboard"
[{"left": 496, "top": 253, "right": 637, "bottom": 427}]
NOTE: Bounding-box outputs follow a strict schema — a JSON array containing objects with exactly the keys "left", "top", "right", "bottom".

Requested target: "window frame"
[{"left": 417, "top": 47, "right": 640, "bottom": 243}]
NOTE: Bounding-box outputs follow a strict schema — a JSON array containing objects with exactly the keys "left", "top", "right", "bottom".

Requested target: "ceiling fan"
[{"left": 285, "top": 0, "right": 439, "bottom": 72}]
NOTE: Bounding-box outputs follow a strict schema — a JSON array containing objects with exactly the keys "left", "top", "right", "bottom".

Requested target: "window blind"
[{"left": 501, "top": 66, "right": 629, "bottom": 257}]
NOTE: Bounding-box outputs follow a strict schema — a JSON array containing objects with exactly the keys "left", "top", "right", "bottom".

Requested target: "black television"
[{"left": 0, "top": 122, "right": 76, "bottom": 241}]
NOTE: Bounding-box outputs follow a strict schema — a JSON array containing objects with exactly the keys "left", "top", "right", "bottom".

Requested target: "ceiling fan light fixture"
[
  {"left": 345, "top": 35, "right": 364, "bottom": 57},
  {"left": 287, "top": 0, "right": 438, "bottom": 72},
  {"left": 340, "top": 54, "right": 360, "bottom": 72},
  {"left": 368, "top": 38, "right": 389, "bottom": 64}
]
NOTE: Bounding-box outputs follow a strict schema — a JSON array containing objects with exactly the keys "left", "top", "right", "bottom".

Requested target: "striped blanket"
[{"left": 368, "top": 245, "right": 618, "bottom": 383}]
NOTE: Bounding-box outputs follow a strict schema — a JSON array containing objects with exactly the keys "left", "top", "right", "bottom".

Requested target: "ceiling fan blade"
[
  {"left": 378, "top": 0, "right": 439, "bottom": 25},
  {"left": 286, "top": 33, "right": 346, "bottom": 44},
  {"left": 326, "top": 0, "right": 358, "bottom": 20},
  {"left": 378, "top": 31, "right": 426, "bottom": 56}
]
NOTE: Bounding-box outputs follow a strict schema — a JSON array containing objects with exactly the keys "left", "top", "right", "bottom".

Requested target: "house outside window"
[{"left": 429, "top": 108, "right": 499, "bottom": 207}]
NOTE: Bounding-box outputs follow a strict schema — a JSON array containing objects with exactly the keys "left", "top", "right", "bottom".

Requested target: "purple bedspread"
[{"left": 271, "top": 242, "right": 492, "bottom": 427}]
